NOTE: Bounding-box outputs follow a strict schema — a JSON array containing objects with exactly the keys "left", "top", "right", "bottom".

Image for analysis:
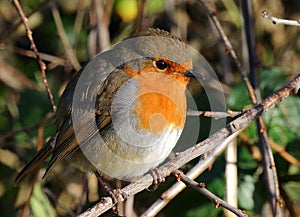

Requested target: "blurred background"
[{"left": 1, "top": 0, "right": 300, "bottom": 216}]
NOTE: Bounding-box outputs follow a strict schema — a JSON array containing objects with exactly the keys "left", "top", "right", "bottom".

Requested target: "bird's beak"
[{"left": 183, "top": 69, "right": 204, "bottom": 80}]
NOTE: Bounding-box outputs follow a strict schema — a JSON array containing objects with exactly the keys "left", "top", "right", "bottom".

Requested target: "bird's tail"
[{"left": 15, "top": 132, "right": 58, "bottom": 183}]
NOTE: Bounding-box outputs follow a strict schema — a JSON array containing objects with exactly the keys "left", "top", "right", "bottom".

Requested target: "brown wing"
[
  {"left": 16, "top": 65, "right": 130, "bottom": 182},
  {"left": 43, "top": 67, "right": 130, "bottom": 178}
]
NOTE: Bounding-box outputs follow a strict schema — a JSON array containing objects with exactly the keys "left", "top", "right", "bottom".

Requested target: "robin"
[{"left": 15, "top": 28, "right": 195, "bottom": 184}]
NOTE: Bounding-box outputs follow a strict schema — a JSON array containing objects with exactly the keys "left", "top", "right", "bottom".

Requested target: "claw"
[{"left": 148, "top": 168, "right": 165, "bottom": 190}]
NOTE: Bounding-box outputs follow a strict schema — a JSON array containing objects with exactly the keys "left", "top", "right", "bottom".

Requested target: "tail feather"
[{"left": 15, "top": 133, "right": 58, "bottom": 183}]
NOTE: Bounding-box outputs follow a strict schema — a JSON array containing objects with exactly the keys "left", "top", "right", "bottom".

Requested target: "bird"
[{"left": 15, "top": 28, "right": 195, "bottom": 184}]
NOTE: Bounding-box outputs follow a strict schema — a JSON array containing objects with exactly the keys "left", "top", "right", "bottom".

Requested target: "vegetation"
[{"left": 0, "top": 0, "right": 300, "bottom": 216}]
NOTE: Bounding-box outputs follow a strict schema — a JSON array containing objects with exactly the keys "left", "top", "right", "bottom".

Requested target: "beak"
[{"left": 183, "top": 69, "right": 204, "bottom": 80}]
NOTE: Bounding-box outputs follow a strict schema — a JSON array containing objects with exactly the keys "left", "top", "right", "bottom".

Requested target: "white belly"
[{"left": 80, "top": 124, "right": 182, "bottom": 181}]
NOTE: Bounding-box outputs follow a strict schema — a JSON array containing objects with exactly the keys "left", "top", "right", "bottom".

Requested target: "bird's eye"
[{"left": 155, "top": 60, "right": 168, "bottom": 70}]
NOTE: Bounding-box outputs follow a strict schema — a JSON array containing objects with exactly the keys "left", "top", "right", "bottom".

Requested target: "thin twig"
[
  {"left": 173, "top": 170, "right": 247, "bottom": 217},
  {"left": 78, "top": 73, "right": 300, "bottom": 217},
  {"left": 261, "top": 10, "right": 300, "bottom": 27},
  {"left": 12, "top": 0, "right": 56, "bottom": 113},
  {"left": 94, "top": 0, "right": 111, "bottom": 52},
  {"left": 187, "top": 109, "right": 241, "bottom": 118},
  {"left": 268, "top": 137, "right": 300, "bottom": 169},
  {"left": 51, "top": 1, "right": 81, "bottom": 71},
  {"left": 87, "top": 2, "right": 97, "bottom": 58},
  {"left": 0, "top": 113, "right": 52, "bottom": 143},
  {"left": 198, "top": 0, "right": 257, "bottom": 104},
  {"left": 11, "top": 46, "right": 66, "bottom": 68},
  {"left": 44, "top": 187, "right": 76, "bottom": 217},
  {"left": 258, "top": 130, "right": 282, "bottom": 216},
  {"left": 135, "top": 0, "right": 147, "bottom": 33},
  {"left": 72, "top": 0, "right": 89, "bottom": 49}
]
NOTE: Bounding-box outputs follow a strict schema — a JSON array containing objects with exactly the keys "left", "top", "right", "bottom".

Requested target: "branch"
[
  {"left": 173, "top": 170, "right": 247, "bottom": 217},
  {"left": 94, "top": 0, "right": 111, "bottom": 52},
  {"left": 12, "top": 0, "right": 56, "bottom": 113},
  {"left": 78, "top": 73, "right": 300, "bottom": 216},
  {"left": 261, "top": 10, "right": 300, "bottom": 27},
  {"left": 11, "top": 46, "right": 66, "bottom": 69},
  {"left": 187, "top": 109, "right": 241, "bottom": 118},
  {"left": 198, "top": 0, "right": 257, "bottom": 104},
  {"left": 0, "top": 114, "right": 52, "bottom": 143},
  {"left": 51, "top": 1, "right": 81, "bottom": 71}
]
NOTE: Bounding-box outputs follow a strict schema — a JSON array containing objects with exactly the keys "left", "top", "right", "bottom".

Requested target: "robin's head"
[{"left": 120, "top": 28, "right": 194, "bottom": 86}]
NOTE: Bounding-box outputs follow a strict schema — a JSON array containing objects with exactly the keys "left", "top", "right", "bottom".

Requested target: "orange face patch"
[{"left": 123, "top": 58, "right": 192, "bottom": 86}]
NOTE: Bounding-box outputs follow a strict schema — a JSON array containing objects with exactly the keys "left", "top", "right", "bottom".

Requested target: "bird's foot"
[
  {"left": 148, "top": 168, "right": 165, "bottom": 191},
  {"left": 94, "top": 172, "right": 127, "bottom": 215}
]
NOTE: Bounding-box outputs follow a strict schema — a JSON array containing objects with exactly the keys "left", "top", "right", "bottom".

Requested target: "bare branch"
[
  {"left": 269, "top": 137, "right": 300, "bottom": 169},
  {"left": 11, "top": 46, "right": 66, "bottom": 68},
  {"left": 51, "top": 1, "right": 81, "bottom": 71},
  {"left": 261, "top": 10, "right": 300, "bottom": 27},
  {"left": 94, "top": 0, "right": 111, "bottom": 52},
  {"left": 198, "top": 0, "right": 257, "bottom": 104},
  {"left": 187, "top": 109, "right": 241, "bottom": 118},
  {"left": 11, "top": 0, "right": 56, "bottom": 113},
  {"left": 0, "top": 0, "right": 50, "bottom": 44},
  {"left": 173, "top": 170, "right": 247, "bottom": 217},
  {"left": 0, "top": 113, "right": 52, "bottom": 142}
]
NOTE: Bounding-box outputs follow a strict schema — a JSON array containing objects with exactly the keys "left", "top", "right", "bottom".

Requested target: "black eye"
[{"left": 155, "top": 60, "right": 168, "bottom": 70}]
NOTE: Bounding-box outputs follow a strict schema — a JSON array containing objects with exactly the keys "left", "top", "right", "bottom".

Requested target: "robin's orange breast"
[{"left": 132, "top": 72, "right": 188, "bottom": 135}]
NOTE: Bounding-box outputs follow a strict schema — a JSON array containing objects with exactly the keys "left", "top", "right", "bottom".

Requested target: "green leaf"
[
  {"left": 263, "top": 96, "right": 300, "bottom": 145},
  {"left": 30, "top": 182, "right": 56, "bottom": 217},
  {"left": 259, "top": 67, "right": 288, "bottom": 98},
  {"left": 227, "top": 82, "right": 251, "bottom": 110},
  {"left": 283, "top": 181, "right": 300, "bottom": 201},
  {"left": 238, "top": 175, "right": 255, "bottom": 209}
]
